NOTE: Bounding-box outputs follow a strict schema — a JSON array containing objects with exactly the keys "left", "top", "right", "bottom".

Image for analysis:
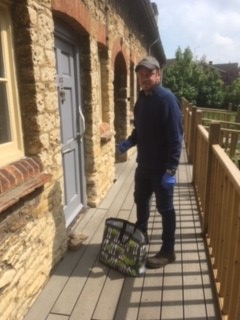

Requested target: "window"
[{"left": 0, "top": 2, "right": 24, "bottom": 166}]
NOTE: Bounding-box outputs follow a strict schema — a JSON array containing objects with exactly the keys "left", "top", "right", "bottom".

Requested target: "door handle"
[
  {"left": 62, "top": 148, "right": 73, "bottom": 154},
  {"left": 79, "top": 107, "right": 86, "bottom": 136},
  {"left": 59, "top": 89, "right": 66, "bottom": 103}
]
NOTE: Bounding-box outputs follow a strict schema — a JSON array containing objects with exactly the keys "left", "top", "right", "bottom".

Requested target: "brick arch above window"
[
  {"left": 52, "top": 0, "right": 107, "bottom": 46},
  {"left": 111, "top": 37, "right": 129, "bottom": 72}
]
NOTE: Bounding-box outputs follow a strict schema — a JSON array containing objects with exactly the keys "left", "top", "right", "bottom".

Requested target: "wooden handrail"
[{"left": 183, "top": 98, "right": 240, "bottom": 320}]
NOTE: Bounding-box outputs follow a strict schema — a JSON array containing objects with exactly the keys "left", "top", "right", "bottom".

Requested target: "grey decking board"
[
  {"left": 114, "top": 277, "right": 145, "bottom": 320},
  {"left": 24, "top": 147, "right": 220, "bottom": 320},
  {"left": 99, "top": 156, "right": 136, "bottom": 210},
  {"left": 23, "top": 250, "right": 81, "bottom": 320},
  {"left": 46, "top": 315, "right": 69, "bottom": 320},
  {"left": 51, "top": 209, "right": 107, "bottom": 315}
]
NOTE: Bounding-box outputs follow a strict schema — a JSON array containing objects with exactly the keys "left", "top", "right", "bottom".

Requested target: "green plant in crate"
[{"left": 122, "top": 255, "right": 135, "bottom": 267}]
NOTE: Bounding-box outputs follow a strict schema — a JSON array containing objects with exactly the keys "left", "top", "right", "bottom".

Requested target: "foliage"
[
  {"left": 162, "top": 46, "right": 230, "bottom": 108},
  {"left": 196, "top": 67, "right": 225, "bottom": 108},
  {"left": 163, "top": 47, "right": 199, "bottom": 104},
  {"left": 225, "top": 79, "right": 240, "bottom": 109}
]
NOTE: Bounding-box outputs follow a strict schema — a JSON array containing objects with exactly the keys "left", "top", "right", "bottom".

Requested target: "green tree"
[
  {"left": 163, "top": 47, "right": 226, "bottom": 108},
  {"left": 197, "top": 66, "right": 225, "bottom": 108},
  {"left": 225, "top": 79, "right": 240, "bottom": 109},
  {"left": 163, "top": 47, "right": 200, "bottom": 104}
]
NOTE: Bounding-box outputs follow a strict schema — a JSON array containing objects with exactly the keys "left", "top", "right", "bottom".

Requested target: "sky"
[{"left": 154, "top": 0, "right": 240, "bottom": 65}]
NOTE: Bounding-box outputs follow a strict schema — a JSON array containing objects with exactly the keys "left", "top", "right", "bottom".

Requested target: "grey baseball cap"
[{"left": 135, "top": 56, "right": 160, "bottom": 72}]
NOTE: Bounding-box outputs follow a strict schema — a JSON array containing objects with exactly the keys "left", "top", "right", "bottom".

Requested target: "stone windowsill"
[{"left": 0, "top": 157, "right": 52, "bottom": 214}]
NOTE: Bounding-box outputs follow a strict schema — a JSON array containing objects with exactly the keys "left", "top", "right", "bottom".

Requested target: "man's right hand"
[{"left": 117, "top": 140, "right": 133, "bottom": 153}]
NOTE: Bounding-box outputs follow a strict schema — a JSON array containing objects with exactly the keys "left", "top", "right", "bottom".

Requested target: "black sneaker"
[{"left": 146, "top": 252, "right": 176, "bottom": 269}]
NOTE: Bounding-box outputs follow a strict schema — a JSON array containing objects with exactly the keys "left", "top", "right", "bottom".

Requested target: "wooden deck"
[{"left": 24, "top": 147, "right": 221, "bottom": 320}]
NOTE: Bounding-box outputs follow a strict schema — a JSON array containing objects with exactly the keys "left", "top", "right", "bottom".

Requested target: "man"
[{"left": 118, "top": 56, "right": 183, "bottom": 269}]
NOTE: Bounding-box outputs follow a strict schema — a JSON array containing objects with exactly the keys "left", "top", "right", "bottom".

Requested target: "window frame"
[{"left": 0, "top": 2, "right": 24, "bottom": 167}]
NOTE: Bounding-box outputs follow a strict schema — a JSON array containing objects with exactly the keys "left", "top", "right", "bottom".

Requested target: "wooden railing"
[
  {"left": 182, "top": 98, "right": 240, "bottom": 320},
  {"left": 199, "top": 108, "right": 236, "bottom": 122},
  {"left": 182, "top": 98, "right": 240, "bottom": 168},
  {"left": 204, "top": 121, "right": 240, "bottom": 168}
]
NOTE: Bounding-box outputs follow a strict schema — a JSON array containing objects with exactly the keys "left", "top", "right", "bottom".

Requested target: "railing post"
[
  {"left": 236, "top": 105, "right": 240, "bottom": 123},
  {"left": 192, "top": 109, "right": 202, "bottom": 184},
  {"left": 185, "top": 103, "right": 193, "bottom": 156},
  {"left": 202, "top": 121, "right": 221, "bottom": 234},
  {"left": 228, "top": 102, "right": 232, "bottom": 112},
  {"left": 182, "top": 98, "right": 189, "bottom": 145},
  {"left": 188, "top": 106, "right": 197, "bottom": 163}
]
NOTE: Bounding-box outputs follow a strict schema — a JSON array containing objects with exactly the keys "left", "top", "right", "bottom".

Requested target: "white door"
[{"left": 55, "top": 29, "right": 86, "bottom": 227}]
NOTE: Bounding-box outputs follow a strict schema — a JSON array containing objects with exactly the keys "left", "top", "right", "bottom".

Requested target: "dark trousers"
[{"left": 134, "top": 166, "right": 176, "bottom": 253}]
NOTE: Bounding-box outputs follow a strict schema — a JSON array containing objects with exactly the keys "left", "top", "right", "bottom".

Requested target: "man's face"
[{"left": 137, "top": 66, "right": 160, "bottom": 92}]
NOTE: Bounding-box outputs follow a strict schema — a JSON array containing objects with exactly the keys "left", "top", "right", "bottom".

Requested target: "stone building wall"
[{"left": 81, "top": 36, "right": 115, "bottom": 206}]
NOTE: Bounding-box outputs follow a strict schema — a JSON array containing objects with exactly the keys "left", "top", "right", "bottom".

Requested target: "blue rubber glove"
[
  {"left": 161, "top": 172, "right": 176, "bottom": 188},
  {"left": 117, "top": 140, "right": 133, "bottom": 153}
]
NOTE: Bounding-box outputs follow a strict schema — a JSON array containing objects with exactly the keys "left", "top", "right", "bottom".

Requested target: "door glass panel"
[{"left": 0, "top": 83, "right": 11, "bottom": 143}]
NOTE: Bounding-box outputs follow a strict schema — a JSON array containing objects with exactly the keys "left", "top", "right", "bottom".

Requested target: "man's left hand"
[{"left": 161, "top": 172, "right": 176, "bottom": 188}]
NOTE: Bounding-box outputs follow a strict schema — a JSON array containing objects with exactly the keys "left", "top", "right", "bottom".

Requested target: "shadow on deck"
[{"left": 24, "top": 146, "right": 221, "bottom": 320}]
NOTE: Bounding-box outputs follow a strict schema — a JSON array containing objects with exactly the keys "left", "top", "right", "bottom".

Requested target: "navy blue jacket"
[{"left": 127, "top": 85, "right": 183, "bottom": 171}]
